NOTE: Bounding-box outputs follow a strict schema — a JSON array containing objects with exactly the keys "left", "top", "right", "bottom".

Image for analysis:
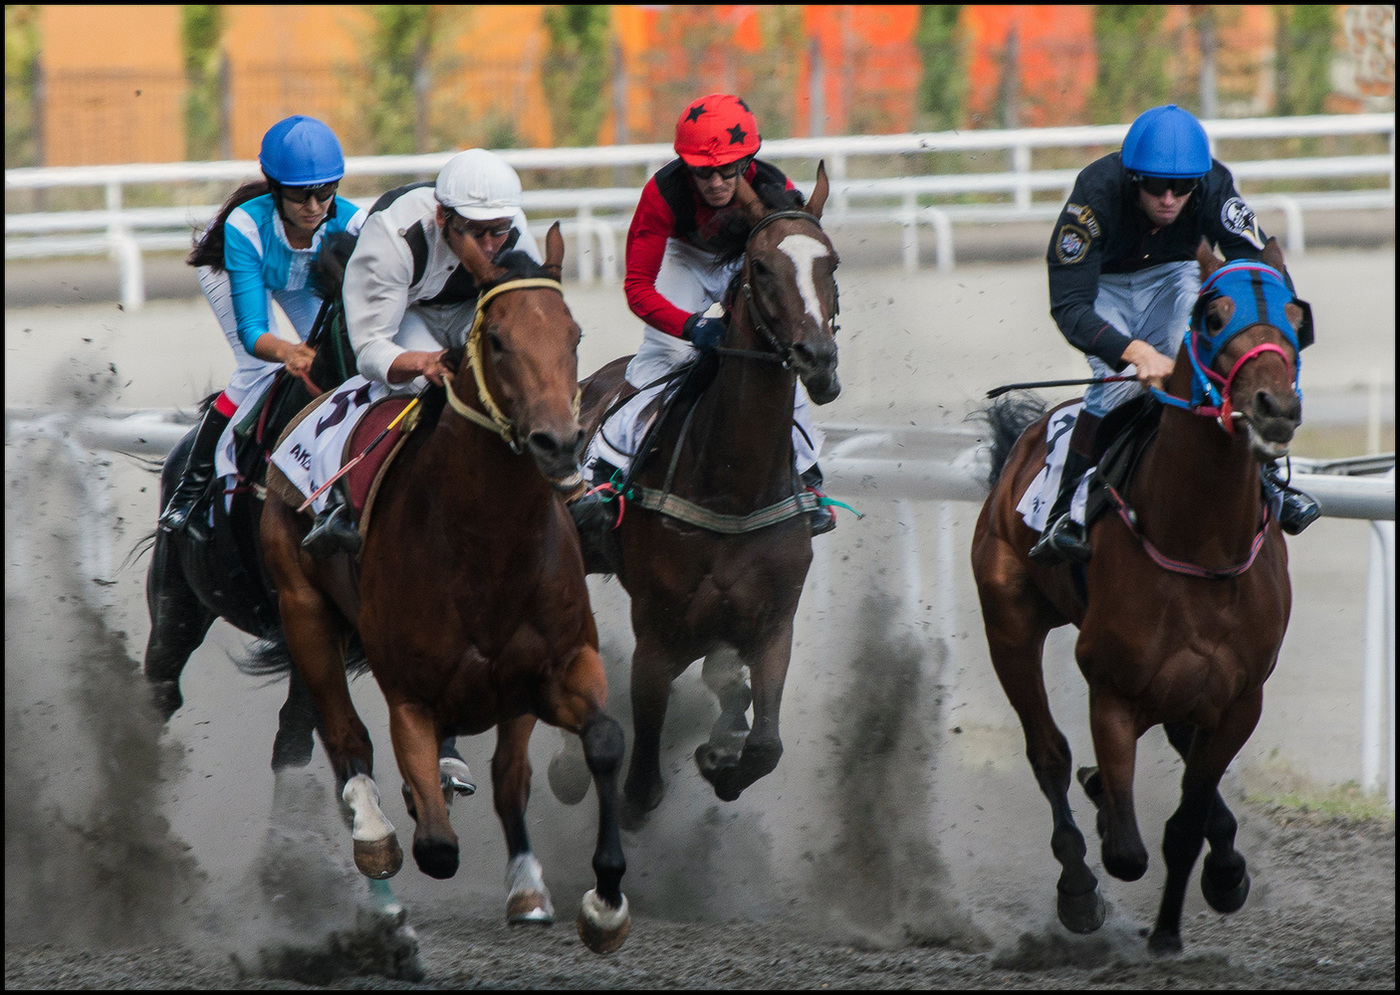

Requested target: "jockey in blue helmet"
[{"left": 1031, "top": 104, "right": 1319, "bottom": 565}]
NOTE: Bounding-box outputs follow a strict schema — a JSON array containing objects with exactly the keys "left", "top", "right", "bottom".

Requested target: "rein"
[{"left": 441, "top": 276, "right": 579, "bottom": 453}]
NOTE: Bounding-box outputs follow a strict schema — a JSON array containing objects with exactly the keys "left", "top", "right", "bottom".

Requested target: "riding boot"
[
  {"left": 301, "top": 482, "right": 362, "bottom": 559},
  {"left": 1029, "top": 412, "right": 1102, "bottom": 565},
  {"left": 800, "top": 464, "right": 837, "bottom": 536},
  {"left": 1261, "top": 464, "right": 1321, "bottom": 536},
  {"left": 158, "top": 404, "right": 231, "bottom": 541}
]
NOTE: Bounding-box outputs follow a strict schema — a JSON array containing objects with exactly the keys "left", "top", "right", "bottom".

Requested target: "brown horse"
[
  {"left": 259, "top": 223, "right": 630, "bottom": 954},
  {"left": 970, "top": 238, "right": 1310, "bottom": 953},
  {"left": 575, "top": 165, "right": 841, "bottom": 825}
]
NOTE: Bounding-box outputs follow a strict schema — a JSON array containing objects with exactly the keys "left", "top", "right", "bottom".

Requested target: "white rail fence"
[
  {"left": 7, "top": 113, "right": 1395, "bottom": 310},
  {"left": 4, "top": 408, "right": 1395, "bottom": 806}
]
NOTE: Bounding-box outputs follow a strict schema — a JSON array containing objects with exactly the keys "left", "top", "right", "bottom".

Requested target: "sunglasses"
[
  {"left": 280, "top": 181, "right": 339, "bottom": 205},
  {"left": 1134, "top": 175, "right": 1200, "bottom": 197},
  {"left": 446, "top": 212, "right": 513, "bottom": 240},
  {"left": 689, "top": 159, "right": 748, "bottom": 181}
]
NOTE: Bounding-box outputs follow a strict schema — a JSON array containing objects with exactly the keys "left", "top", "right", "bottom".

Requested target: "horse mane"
[
  {"left": 977, "top": 393, "right": 1048, "bottom": 488},
  {"left": 713, "top": 181, "right": 808, "bottom": 267},
  {"left": 480, "top": 249, "right": 559, "bottom": 289}
]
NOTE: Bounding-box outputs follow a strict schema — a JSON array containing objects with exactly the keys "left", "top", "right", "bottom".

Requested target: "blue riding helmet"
[
  {"left": 258, "top": 115, "right": 345, "bottom": 186},
  {"left": 1121, "top": 105, "right": 1211, "bottom": 179}
]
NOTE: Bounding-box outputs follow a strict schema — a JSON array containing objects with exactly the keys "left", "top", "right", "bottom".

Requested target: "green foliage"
[
  {"left": 1089, "top": 5, "right": 1170, "bottom": 124},
  {"left": 181, "top": 5, "right": 224, "bottom": 161},
  {"left": 542, "top": 5, "right": 611, "bottom": 147},
  {"left": 1275, "top": 5, "right": 1338, "bottom": 117},
  {"left": 5, "top": 4, "right": 41, "bottom": 167},
  {"left": 364, "top": 5, "right": 434, "bottom": 155},
  {"left": 915, "top": 5, "right": 965, "bottom": 131}
]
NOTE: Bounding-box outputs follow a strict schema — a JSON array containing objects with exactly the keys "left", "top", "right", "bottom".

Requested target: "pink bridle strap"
[{"left": 1211, "top": 341, "right": 1293, "bottom": 437}]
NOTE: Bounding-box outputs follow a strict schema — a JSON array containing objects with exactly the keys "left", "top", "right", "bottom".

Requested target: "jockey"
[
  {"left": 1030, "top": 103, "right": 1320, "bottom": 565},
  {"left": 588, "top": 92, "right": 834, "bottom": 535},
  {"left": 290, "top": 147, "right": 545, "bottom": 558},
  {"left": 158, "top": 115, "right": 364, "bottom": 540}
]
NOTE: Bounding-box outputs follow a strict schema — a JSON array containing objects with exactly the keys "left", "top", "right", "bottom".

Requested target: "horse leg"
[
  {"left": 1148, "top": 690, "right": 1264, "bottom": 955},
  {"left": 701, "top": 623, "right": 792, "bottom": 802},
  {"left": 1084, "top": 690, "right": 1149, "bottom": 883},
  {"left": 142, "top": 529, "right": 216, "bottom": 720},
  {"left": 270, "top": 664, "right": 321, "bottom": 771},
  {"left": 620, "top": 631, "right": 685, "bottom": 827},
  {"left": 696, "top": 646, "right": 751, "bottom": 770},
  {"left": 983, "top": 617, "right": 1105, "bottom": 933},
  {"left": 493, "top": 714, "right": 555, "bottom": 924},
  {"left": 388, "top": 698, "right": 458, "bottom": 880},
  {"left": 400, "top": 736, "right": 478, "bottom": 818},
  {"left": 1162, "top": 721, "right": 1250, "bottom": 914}
]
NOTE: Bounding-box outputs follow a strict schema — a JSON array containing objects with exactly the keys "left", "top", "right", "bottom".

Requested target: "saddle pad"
[
  {"left": 262, "top": 390, "right": 335, "bottom": 513},
  {"left": 343, "top": 395, "right": 419, "bottom": 521},
  {"left": 1015, "top": 402, "right": 1091, "bottom": 532}
]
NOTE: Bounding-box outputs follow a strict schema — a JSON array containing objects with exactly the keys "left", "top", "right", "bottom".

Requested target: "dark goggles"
[
  {"left": 689, "top": 157, "right": 749, "bottom": 181},
  {"left": 280, "top": 181, "right": 339, "bottom": 205},
  {"left": 1132, "top": 174, "right": 1201, "bottom": 197},
  {"left": 445, "top": 211, "right": 513, "bottom": 239}
]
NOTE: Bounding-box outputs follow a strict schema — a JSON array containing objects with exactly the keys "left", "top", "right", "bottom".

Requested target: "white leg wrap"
[{"left": 343, "top": 773, "right": 396, "bottom": 842}]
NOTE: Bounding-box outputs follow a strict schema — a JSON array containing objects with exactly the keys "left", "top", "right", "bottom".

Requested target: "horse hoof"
[
  {"left": 1202, "top": 867, "right": 1250, "bottom": 914},
  {"left": 507, "top": 890, "right": 555, "bottom": 925},
  {"left": 1146, "top": 929, "right": 1183, "bottom": 956},
  {"left": 577, "top": 890, "right": 630, "bottom": 955},
  {"left": 412, "top": 837, "right": 459, "bottom": 880},
  {"left": 1057, "top": 888, "right": 1106, "bottom": 934},
  {"left": 547, "top": 749, "right": 591, "bottom": 807},
  {"left": 694, "top": 742, "right": 740, "bottom": 779},
  {"left": 354, "top": 833, "right": 404, "bottom": 879}
]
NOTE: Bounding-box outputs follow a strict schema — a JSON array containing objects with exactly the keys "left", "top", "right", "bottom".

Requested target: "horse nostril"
[
  {"left": 528, "top": 430, "right": 560, "bottom": 456},
  {"left": 1255, "top": 389, "right": 1300, "bottom": 424},
  {"left": 791, "top": 340, "right": 835, "bottom": 369}
]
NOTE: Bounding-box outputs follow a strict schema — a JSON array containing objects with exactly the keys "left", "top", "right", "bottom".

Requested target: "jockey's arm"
[{"left": 342, "top": 210, "right": 416, "bottom": 385}]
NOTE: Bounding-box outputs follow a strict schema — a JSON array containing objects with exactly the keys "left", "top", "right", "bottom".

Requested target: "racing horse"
[
  {"left": 575, "top": 164, "right": 841, "bottom": 825},
  {"left": 258, "top": 223, "right": 631, "bottom": 954},
  {"left": 969, "top": 237, "right": 1310, "bottom": 953}
]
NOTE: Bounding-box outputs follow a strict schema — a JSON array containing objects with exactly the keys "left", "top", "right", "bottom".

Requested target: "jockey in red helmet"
[{"left": 585, "top": 94, "right": 835, "bottom": 536}]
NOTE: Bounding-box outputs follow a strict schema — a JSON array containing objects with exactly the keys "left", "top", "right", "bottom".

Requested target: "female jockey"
[
  {"left": 158, "top": 115, "right": 365, "bottom": 539},
  {"left": 591, "top": 92, "right": 834, "bottom": 534}
]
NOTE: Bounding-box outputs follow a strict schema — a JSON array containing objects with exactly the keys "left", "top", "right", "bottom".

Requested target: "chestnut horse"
[
  {"left": 970, "top": 238, "right": 1311, "bottom": 953},
  {"left": 259, "top": 223, "right": 630, "bottom": 954},
  {"left": 576, "top": 165, "right": 841, "bottom": 825}
]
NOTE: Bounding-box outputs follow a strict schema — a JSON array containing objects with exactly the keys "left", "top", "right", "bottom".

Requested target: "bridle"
[
  {"left": 724, "top": 209, "right": 836, "bottom": 369},
  {"left": 442, "top": 276, "right": 580, "bottom": 453}
]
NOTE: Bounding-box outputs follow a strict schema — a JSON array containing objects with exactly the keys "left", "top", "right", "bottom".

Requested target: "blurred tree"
[
  {"left": 915, "top": 5, "right": 965, "bottom": 131},
  {"left": 365, "top": 5, "right": 434, "bottom": 154},
  {"left": 182, "top": 5, "right": 224, "bottom": 161},
  {"left": 1275, "top": 5, "right": 1338, "bottom": 116},
  {"left": 542, "top": 4, "right": 610, "bottom": 147},
  {"left": 5, "top": 4, "right": 42, "bottom": 168},
  {"left": 748, "top": 5, "right": 804, "bottom": 140},
  {"left": 1089, "top": 6, "right": 1170, "bottom": 124}
]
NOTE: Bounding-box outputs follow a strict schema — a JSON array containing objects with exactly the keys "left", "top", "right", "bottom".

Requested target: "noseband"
[
  {"left": 729, "top": 210, "right": 834, "bottom": 369},
  {"left": 442, "top": 276, "right": 579, "bottom": 453}
]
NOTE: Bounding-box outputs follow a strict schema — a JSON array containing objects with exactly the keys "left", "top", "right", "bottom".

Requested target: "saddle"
[{"left": 1082, "top": 394, "right": 1162, "bottom": 530}]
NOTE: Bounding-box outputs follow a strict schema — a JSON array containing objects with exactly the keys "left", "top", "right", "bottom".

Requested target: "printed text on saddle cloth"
[
  {"left": 269, "top": 375, "right": 392, "bottom": 513},
  {"left": 1016, "top": 403, "right": 1090, "bottom": 532}
]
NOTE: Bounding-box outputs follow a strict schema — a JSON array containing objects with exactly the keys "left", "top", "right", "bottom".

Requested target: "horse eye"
[
  {"left": 1206, "top": 312, "right": 1225, "bottom": 333},
  {"left": 487, "top": 331, "right": 505, "bottom": 354}
]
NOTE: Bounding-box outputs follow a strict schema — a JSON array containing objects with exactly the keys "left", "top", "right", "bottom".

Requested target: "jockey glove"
[{"left": 683, "top": 313, "right": 726, "bottom": 352}]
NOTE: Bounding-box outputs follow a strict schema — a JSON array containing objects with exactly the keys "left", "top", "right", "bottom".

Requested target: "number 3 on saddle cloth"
[{"left": 266, "top": 375, "right": 422, "bottom": 537}]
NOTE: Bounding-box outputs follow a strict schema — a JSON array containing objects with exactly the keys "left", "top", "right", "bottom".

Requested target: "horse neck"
[{"left": 1136, "top": 401, "right": 1263, "bottom": 560}]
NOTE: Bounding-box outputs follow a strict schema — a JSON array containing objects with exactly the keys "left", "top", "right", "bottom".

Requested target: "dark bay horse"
[
  {"left": 575, "top": 165, "right": 841, "bottom": 825},
  {"left": 970, "top": 238, "right": 1310, "bottom": 953},
  {"left": 259, "top": 223, "right": 630, "bottom": 955}
]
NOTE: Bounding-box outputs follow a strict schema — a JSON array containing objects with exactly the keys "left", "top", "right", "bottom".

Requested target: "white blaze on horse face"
[{"left": 777, "top": 233, "right": 831, "bottom": 328}]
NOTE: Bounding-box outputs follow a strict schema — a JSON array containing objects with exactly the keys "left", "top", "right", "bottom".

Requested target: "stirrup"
[
  {"left": 301, "top": 502, "right": 362, "bottom": 558},
  {"left": 1029, "top": 514, "right": 1090, "bottom": 565},
  {"left": 158, "top": 484, "right": 213, "bottom": 539},
  {"left": 1276, "top": 489, "right": 1321, "bottom": 536}
]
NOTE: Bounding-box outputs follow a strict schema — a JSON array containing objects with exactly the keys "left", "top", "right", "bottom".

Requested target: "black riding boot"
[
  {"left": 1028, "top": 412, "right": 1101, "bottom": 565},
  {"left": 800, "top": 464, "right": 837, "bottom": 536},
  {"left": 568, "top": 461, "right": 618, "bottom": 573},
  {"left": 1262, "top": 464, "right": 1321, "bottom": 535},
  {"left": 158, "top": 404, "right": 231, "bottom": 541},
  {"left": 302, "top": 482, "right": 362, "bottom": 559}
]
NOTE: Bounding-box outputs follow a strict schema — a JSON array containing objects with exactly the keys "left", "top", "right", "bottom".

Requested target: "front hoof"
[
  {"left": 1057, "top": 887, "right": 1106, "bottom": 934},
  {"left": 412, "top": 837, "right": 459, "bottom": 880},
  {"left": 547, "top": 749, "right": 591, "bottom": 807},
  {"left": 1146, "top": 929, "right": 1183, "bottom": 956},
  {"left": 1202, "top": 866, "right": 1250, "bottom": 914},
  {"left": 507, "top": 890, "right": 556, "bottom": 925},
  {"left": 148, "top": 679, "right": 183, "bottom": 721},
  {"left": 577, "top": 890, "right": 630, "bottom": 954},
  {"left": 354, "top": 833, "right": 404, "bottom": 879}
]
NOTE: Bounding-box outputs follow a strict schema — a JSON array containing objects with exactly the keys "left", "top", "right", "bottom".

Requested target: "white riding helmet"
[{"left": 434, "top": 148, "right": 523, "bottom": 221}]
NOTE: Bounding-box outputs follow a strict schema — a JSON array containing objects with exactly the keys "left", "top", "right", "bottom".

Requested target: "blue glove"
[{"left": 683, "top": 313, "right": 725, "bottom": 352}]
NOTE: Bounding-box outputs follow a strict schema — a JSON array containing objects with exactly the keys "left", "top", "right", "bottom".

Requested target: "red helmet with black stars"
[{"left": 673, "top": 93, "right": 761, "bottom": 167}]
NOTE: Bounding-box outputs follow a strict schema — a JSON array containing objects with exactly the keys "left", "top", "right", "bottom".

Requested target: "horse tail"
[
  {"left": 977, "top": 393, "right": 1048, "bottom": 488},
  {"left": 237, "top": 629, "right": 371, "bottom": 679}
]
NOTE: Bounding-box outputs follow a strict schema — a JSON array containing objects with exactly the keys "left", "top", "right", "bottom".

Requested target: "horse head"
[
  {"left": 1184, "top": 237, "right": 1310, "bottom": 462},
  {"left": 450, "top": 221, "right": 586, "bottom": 491},
  {"left": 732, "top": 162, "right": 842, "bottom": 405}
]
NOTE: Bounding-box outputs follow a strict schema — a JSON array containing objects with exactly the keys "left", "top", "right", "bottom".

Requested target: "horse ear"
[
  {"left": 806, "top": 160, "right": 830, "bottom": 220},
  {"left": 1260, "top": 235, "right": 1286, "bottom": 274},
  {"left": 734, "top": 174, "right": 768, "bottom": 225},
  {"left": 543, "top": 221, "right": 565, "bottom": 279},
  {"left": 1196, "top": 237, "right": 1224, "bottom": 280}
]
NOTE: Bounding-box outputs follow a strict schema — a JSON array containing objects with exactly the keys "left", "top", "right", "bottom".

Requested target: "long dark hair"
[{"left": 188, "top": 179, "right": 271, "bottom": 269}]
